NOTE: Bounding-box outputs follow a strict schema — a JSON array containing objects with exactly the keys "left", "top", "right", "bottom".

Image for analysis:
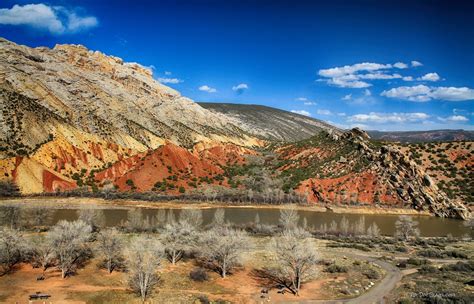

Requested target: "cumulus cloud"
[
  {"left": 381, "top": 85, "right": 474, "bottom": 102},
  {"left": 157, "top": 77, "right": 183, "bottom": 84},
  {"left": 417, "top": 72, "right": 440, "bottom": 82},
  {"left": 411, "top": 60, "right": 423, "bottom": 67},
  {"left": 0, "top": 3, "right": 98, "bottom": 34},
  {"left": 443, "top": 115, "right": 469, "bottom": 122},
  {"left": 393, "top": 62, "right": 408, "bottom": 69},
  {"left": 364, "top": 89, "right": 372, "bottom": 96},
  {"left": 318, "top": 62, "right": 409, "bottom": 88},
  {"left": 291, "top": 110, "right": 311, "bottom": 117},
  {"left": 402, "top": 76, "right": 414, "bottom": 81},
  {"left": 348, "top": 112, "right": 430, "bottom": 124},
  {"left": 232, "top": 83, "right": 248, "bottom": 94},
  {"left": 316, "top": 109, "right": 332, "bottom": 115},
  {"left": 198, "top": 85, "right": 217, "bottom": 93}
]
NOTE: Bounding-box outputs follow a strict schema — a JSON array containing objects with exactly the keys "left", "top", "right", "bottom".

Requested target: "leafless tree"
[
  {"left": 197, "top": 227, "right": 251, "bottom": 278},
  {"left": 395, "top": 215, "right": 420, "bottom": 241},
  {"left": 0, "top": 227, "right": 24, "bottom": 274},
  {"left": 269, "top": 229, "right": 319, "bottom": 296},
  {"left": 212, "top": 208, "right": 225, "bottom": 227},
  {"left": 254, "top": 213, "right": 260, "bottom": 225},
  {"left": 77, "top": 208, "right": 106, "bottom": 231},
  {"left": 339, "top": 217, "right": 350, "bottom": 235},
  {"left": 125, "top": 235, "right": 163, "bottom": 302},
  {"left": 154, "top": 209, "right": 167, "bottom": 228},
  {"left": 24, "top": 206, "right": 53, "bottom": 229},
  {"left": 279, "top": 207, "right": 299, "bottom": 230},
  {"left": 353, "top": 216, "right": 366, "bottom": 236},
  {"left": 179, "top": 209, "right": 202, "bottom": 228},
  {"left": 329, "top": 220, "right": 338, "bottom": 234},
  {"left": 366, "top": 222, "right": 381, "bottom": 238},
  {"left": 48, "top": 220, "right": 92, "bottom": 278},
  {"left": 96, "top": 228, "right": 122, "bottom": 273},
  {"left": 126, "top": 209, "right": 144, "bottom": 231},
  {"left": 28, "top": 236, "right": 55, "bottom": 277},
  {"left": 0, "top": 206, "right": 23, "bottom": 229},
  {"left": 161, "top": 221, "right": 195, "bottom": 264}
]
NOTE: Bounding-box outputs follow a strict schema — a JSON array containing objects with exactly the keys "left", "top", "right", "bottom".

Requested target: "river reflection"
[{"left": 0, "top": 205, "right": 470, "bottom": 237}]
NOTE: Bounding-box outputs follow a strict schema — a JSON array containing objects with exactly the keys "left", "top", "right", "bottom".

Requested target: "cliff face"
[
  {"left": 276, "top": 129, "right": 470, "bottom": 219},
  {"left": 0, "top": 38, "right": 261, "bottom": 193}
]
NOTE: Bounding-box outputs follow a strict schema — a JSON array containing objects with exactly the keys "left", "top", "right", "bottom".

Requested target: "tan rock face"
[{"left": 0, "top": 38, "right": 261, "bottom": 193}]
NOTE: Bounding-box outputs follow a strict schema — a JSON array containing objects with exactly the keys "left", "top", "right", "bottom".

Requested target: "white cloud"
[
  {"left": 393, "top": 62, "right": 408, "bottom": 69},
  {"left": 318, "top": 62, "right": 392, "bottom": 78},
  {"left": 402, "top": 76, "right": 414, "bottom": 81},
  {"left": 342, "top": 94, "right": 352, "bottom": 101},
  {"left": 381, "top": 85, "right": 474, "bottom": 102},
  {"left": 318, "top": 62, "right": 410, "bottom": 88},
  {"left": 411, "top": 60, "right": 423, "bottom": 67},
  {"left": 364, "top": 89, "right": 372, "bottom": 96},
  {"left": 348, "top": 112, "right": 430, "bottom": 124},
  {"left": 232, "top": 83, "right": 249, "bottom": 93},
  {"left": 304, "top": 101, "right": 317, "bottom": 105},
  {"left": 316, "top": 109, "right": 332, "bottom": 115},
  {"left": 291, "top": 110, "right": 311, "bottom": 117},
  {"left": 164, "top": 71, "right": 172, "bottom": 75},
  {"left": 337, "top": 112, "right": 346, "bottom": 116},
  {"left": 296, "top": 97, "right": 308, "bottom": 101},
  {"left": 0, "top": 4, "right": 98, "bottom": 34},
  {"left": 445, "top": 115, "right": 469, "bottom": 122},
  {"left": 157, "top": 77, "right": 183, "bottom": 84},
  {"left": 198, "top": 85, "right": 217, "bottom": 93},
  {"left": 418, "top": 72, "right": 440, "bottom": 82}
]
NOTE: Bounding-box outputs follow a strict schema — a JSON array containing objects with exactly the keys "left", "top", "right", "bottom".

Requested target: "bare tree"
[
  {"left": 125, "top": 236, "right": 163, "bottom": 302},
  {"left": 254, "top": 213, "right": 260, "bottom": 225},
  {"left": 48, "top": 220, "right": 92, "bottom": 278},
  {"left": 161, "top": 221, "right": 195, "bottom": 264},
  {"left": 366, "top": 222, "right": 381, "bottom": 238},
  {"left": 269, "top": 229, "right": 319, "bottom": 296},
  {"left": 29, "top": 236, "right": 55, "bottom": 278},
  {"left": 0, "top": 206, "right": 23, "bottom": 229},
  {"left": 395, "top": 215, "right": 420, "bottom": 241},
  {"left": 353, "top": 216, "right": 366, "bottom": 236},
  {"left": 279, "top": 207, "right": 299, "bottom": 230},
  {"left": 329, "top": 220, "right": 338, "bottom": 234},
  {"left": 0, "top": 228, "right": 24, "bottom": 274},
  {"left": 96, "top": 228, "right": 122, "bottom": 273},
  {"left": 126, "top": 209, "right": 144, "bottom": 232},
  {"left": 154, "top": 209, "right": 167, "bottom": 228},
  {"left": 179, "top": 209, "right": 203, "bottom": 228},
  {"left": 24, "top": 206, "right": 53, "bottom": 229},
  {"left": 77, "top": 208, "right": 106, "bottom": 231},
  {"left": 212, "top": 208, "right": 225, "bottom": 227},
  {"left": 197, "top": 227, "right": 251, "bottom": 278},
  {"left": 339, "top": 216, "right": 350, "bottom": 235}
]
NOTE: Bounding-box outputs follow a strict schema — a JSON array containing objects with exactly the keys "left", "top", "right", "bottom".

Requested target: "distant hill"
[
  {"left": 368, "top": 130, "right": 474, "bottom": 143},
  {"left": 198, "top": 102, "right": 340, "bottom": 142}
]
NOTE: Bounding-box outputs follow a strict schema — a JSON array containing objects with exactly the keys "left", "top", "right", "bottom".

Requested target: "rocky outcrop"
[{"left": 284, "top": 129, "right": 470, "bottom": 219}]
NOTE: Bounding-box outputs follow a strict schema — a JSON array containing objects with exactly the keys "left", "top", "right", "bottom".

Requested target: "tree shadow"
[{"left": 250, "top": 268, "right": 296, "bottom": 295}]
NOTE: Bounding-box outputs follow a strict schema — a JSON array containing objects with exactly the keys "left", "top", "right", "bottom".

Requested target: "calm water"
[{"left": 0, "top": 205, "right": 470, "bottom": 237}]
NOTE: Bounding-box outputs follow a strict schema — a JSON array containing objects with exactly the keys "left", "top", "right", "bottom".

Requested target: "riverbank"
[{"left": 0, "top": 196, "right": 432, "bottom": 217}]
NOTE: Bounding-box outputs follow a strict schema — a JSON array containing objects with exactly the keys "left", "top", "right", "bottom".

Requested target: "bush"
[
  {"left": 441, "top": 261, "right": 474, "bottom": 272},
  {"left": 406, "top": 258, "right": 431, "bottom": 266},
  {"left": 363, "top": 268, "right": 380, "bottom": 279},
  {"left": 190, "top": 267, "right": 209, "bottom": 282},
  {"left": 325, "top": 264, "right": 348, "bottom": 273},
  {"left": 418, "top": 265, "right": 438, "bottom": 274}
]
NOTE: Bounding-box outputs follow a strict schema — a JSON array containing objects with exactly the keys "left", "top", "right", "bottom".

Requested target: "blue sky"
[{"left": 0, "top": 0, "right": 473, "bottom": 131}]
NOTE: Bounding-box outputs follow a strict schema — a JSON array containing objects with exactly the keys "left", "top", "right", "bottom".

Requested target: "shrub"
[
  {"left": 363, "top": 268, "right": 380, "bottom": 279},
  {"left": 418, "top": 265, "right": 438, "bottom": 274},
  {"left": 325, "top": 264, "right": 348, "bottom": 273},
  {"left": 190, "top": 267, "right": 209, "bottom": 282},
  {"left": 406, "top": 258, "right": 431, "bottom": 266}
]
